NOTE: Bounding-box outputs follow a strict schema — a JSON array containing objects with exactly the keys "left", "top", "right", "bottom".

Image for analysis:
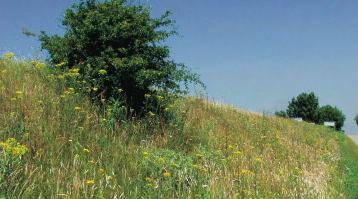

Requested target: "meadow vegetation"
[{"left": 0, "top": 55, "right": 357, "bottom": 198}]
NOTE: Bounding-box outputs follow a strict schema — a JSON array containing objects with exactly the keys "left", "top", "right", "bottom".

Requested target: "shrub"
[
  {"left": 317, "top": 105, "right": 345, "bottom": 131},
  {"left": 355, "top": 114, "right": 358, "bottom": 126},
  {"left": 274, "top": 110, "right": 288, "bottom": 118},
  {"left": 286, "top": 92, "right": 319, "bottom": 122},
  {"left": 39, "top": 0, "right": 202, "bottom": 117}
]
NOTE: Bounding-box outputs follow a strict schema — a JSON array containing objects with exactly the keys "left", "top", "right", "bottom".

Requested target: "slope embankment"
[{"left": 0, "top": 58, "right": 357, "bottom": 198}]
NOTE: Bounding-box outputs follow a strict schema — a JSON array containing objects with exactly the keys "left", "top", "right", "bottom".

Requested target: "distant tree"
[
  {"left": 286, "top": 92, "right": 319, "bottom": 122},
  {"left": 317, "top": 105, "right": 345, "bottom": 131},
  {"left": 39, "top": 0, "right": 202, "bottom": 117},
  {"left": 275, "top": 110, "right": 288, "bottom": 118},
  {"left": 355, "top": 114, "right": 358, "bottom": 126}
]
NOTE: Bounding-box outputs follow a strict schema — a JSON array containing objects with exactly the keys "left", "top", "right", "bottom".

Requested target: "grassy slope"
[{"left": 0, "top": 58, "right": 357, "bottom": 198}]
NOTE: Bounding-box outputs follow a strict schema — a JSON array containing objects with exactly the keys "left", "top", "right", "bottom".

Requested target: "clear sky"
[{"left": 1, "top": 0, "right": 357, "bottom": 134}]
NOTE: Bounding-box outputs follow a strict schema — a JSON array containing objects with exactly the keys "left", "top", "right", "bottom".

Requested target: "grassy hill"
[{"left": 0, "top": 57, "right": 357, "bottom": 198}]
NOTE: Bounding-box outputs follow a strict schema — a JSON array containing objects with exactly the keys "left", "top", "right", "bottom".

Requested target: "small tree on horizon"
[
  {"left": 317, "top": 105, "right": 345, "bottom": 131},
  {"left": 355, "top": 114, "right": 358, "bottom": 126},
  {"left": 274, "top": 110, "right": 288, "bottom": 118},
  {"left": 286, "top": 92, "right": 319, "bottom": 122}
]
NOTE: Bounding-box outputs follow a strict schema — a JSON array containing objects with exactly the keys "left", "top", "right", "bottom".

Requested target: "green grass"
[
  {"left": 338, "top": 135, "right": 358, "bottom": 198},
  {"left": 0, "top": 57, "right": 357, "bottom": 198}
]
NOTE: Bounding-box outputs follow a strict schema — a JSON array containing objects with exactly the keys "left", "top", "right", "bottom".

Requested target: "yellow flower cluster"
[
  {"left": 0, "top": 138, "right": 28, "bottom": 156},
  {"left": 237, "top": 169, "right": 253, "bottom": 176},
  {"left": 162, "top": 171, "right": 171, "bottom": 177},
  {"left": 98, "top": 69, "right": 107, "bottom": 75},
  {"left": 15, "top": 91, "right": 23, "bottom": 99},
  {"left": 85, "top": 179, "right": 95, "bottom": 185},
  {"left": 31, "top": 60, "right": 46, "bottom": 69},
  {"left": 3, "top": 52, "right": 15, "bottom": 60},
  {"left": 66, "top": 68, "right": 80, "bottom": 77},
  {"left": 55, "top": 61, "right": 66, "bottom": 68}
]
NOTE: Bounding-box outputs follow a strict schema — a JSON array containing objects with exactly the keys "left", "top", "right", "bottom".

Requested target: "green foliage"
[
  {"left": 287, "top": 92, "right": 319, "bottom": 122},
  {"left": 355, "top": 114, "right": 358, "bottom": 126},
  {"left": 317, "top": 105, "right": 345, "bottom": 131},
  {"left": 337, "top": 134, "right": 358, "bottom": 198},
  {"left": 137, "top": 147, "right": 224, "bottom": 197},
  {"left": 39, "top": 0, "right": 201, "bottom": 117},
  {"left": 274, "top": 110, "right": 288, "bottom": 118}
]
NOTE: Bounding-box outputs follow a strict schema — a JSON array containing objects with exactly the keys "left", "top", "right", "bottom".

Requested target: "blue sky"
[{"left": 1, "top": 0, "right": 357, "bottom": 134}]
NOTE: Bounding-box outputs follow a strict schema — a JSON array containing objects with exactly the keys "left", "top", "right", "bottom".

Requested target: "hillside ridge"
[{"left": 0, "top": 58, "right": 357, "bottom": 198}]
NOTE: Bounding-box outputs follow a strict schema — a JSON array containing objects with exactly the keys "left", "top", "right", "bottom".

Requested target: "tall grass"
[{"left": 0, "top": 57, "right": 357, "bottom": 198}]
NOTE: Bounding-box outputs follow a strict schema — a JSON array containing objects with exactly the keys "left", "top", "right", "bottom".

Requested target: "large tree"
[
  {"left": 287, "top": 92, "right": 319, "bottom": 122},
  {"left": 317, "top": 105, "right": 345, "bottom": 131},
  {"left": 39, "top": 0, "right": 201, "bottom": 116}
]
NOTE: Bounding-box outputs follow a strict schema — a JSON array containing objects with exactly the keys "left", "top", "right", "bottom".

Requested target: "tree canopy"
[
  {"left": 317, "top": 105, "right": 345, "bottom": 131},
  {"left": 286, "top": 92, "right": 319, "bottom": 122},
  {"left": 39, "top": 0, "right": 202, "bottom": 116}
]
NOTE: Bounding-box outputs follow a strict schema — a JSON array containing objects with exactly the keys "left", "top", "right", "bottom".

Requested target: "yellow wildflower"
[
  {"left": 163, "top": 171, "right": 171, "bottom": 177},
  {"left": 31, "top": 60, "right": 46, "bottom": 69},
  {"left": 238, "top": 169, "right": 252, "bottom": 176},
  {"left": 83, "top": 148, "right": 90, "bottom": 153},
  {"left": 0, "top": 138, "right": 28, "bottom": 157},
  {"left": 99, "top": 168, "right": 105, "bottom": 174},
  {"left": 92, "top": 87, "right": 98, "bottom": 92},
  {"left": 57, "top": 75, "right": 65, "bottom": 80},
  {"left": 85, "top": 179, "right": 95, "bottom": 185},
  {"left": 55, "top": 61, "right": 65, "bottom": 68},
  {"left": 15, "top": 91, "right": 23, "bottom": 98},
  {"left": 68, "top": 88, "right": 75, "bottom": 93},
  {"left": 228, "top": 145, "right": 234, "bottom": 150},
  {"left": 69, "top": 68, "right": 80, "bottom": 73},
  {"left": 74, "top": 107, "right": 81, "bottom": 111},
  {"left": 145, "top": 177, "right": 154, "bottom": 183},
  {"left": 67, "top": 68, "right": 80, "bottom": 77},
  {"left": 3, "top": 52, "right": 15, "bottom": 60},
  {"left": 255, "top": 157, "right": 262, "bottom": 163},
  {"left": 143, "top": 151, "right": 149, "bottom": 158},
  {"left": 98, "top": 69, "right": 107, "bottom": 75},
  {"left": 158, "top": 157, "right": 165, "bottom": 164}
]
